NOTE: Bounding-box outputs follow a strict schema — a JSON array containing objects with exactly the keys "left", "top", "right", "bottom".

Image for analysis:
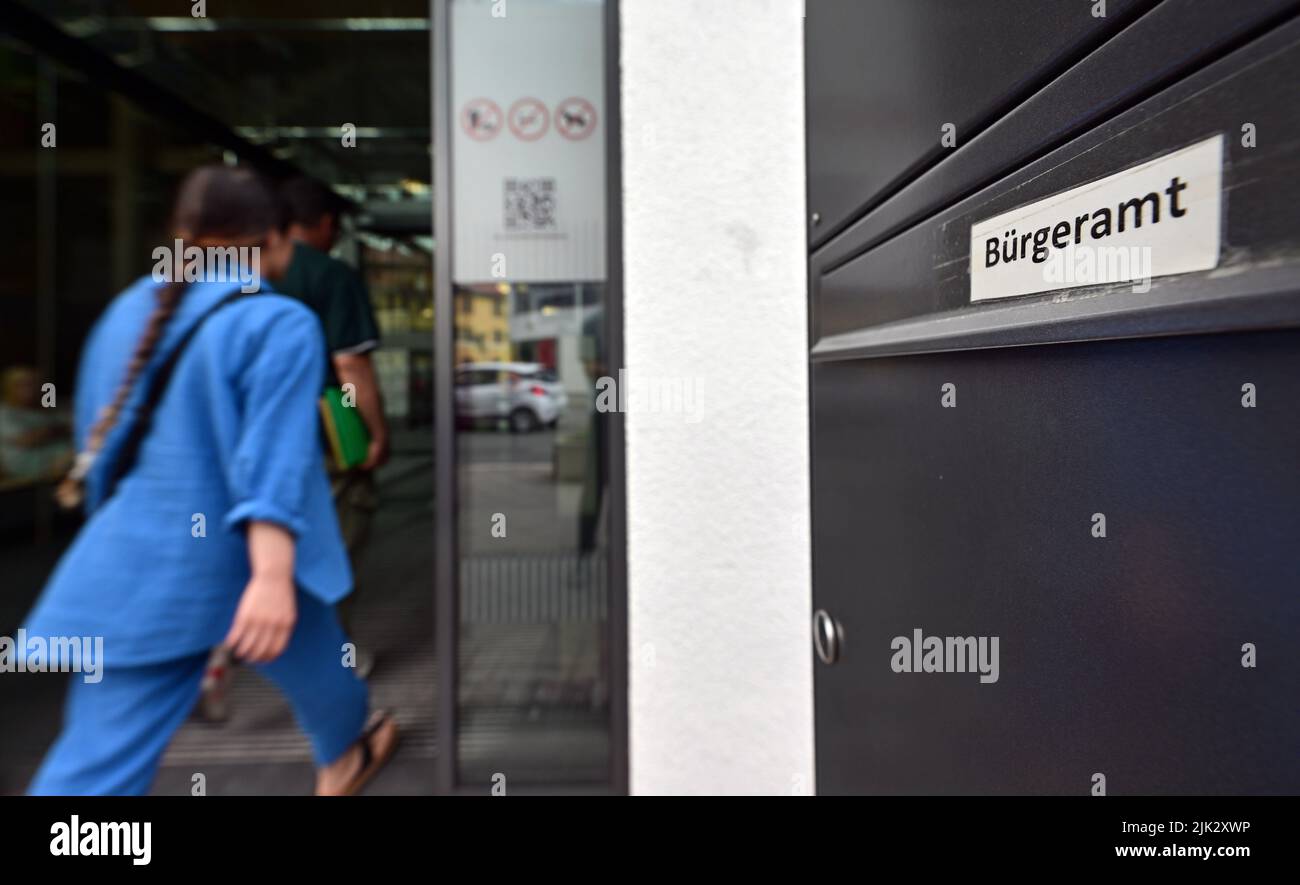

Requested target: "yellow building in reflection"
[{"left": 454, "top": 284, "right": 512, "bottom": 365}]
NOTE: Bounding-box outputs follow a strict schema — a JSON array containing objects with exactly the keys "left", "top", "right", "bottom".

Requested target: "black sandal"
[{"left": 336, "top": 710, "right": 399, "bottom": 796}]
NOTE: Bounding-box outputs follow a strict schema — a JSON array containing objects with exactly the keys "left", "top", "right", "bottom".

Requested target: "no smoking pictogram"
[
  {"left": 461, "top": 98, "right": 503, "bottom": 141},
  {"left": 555, "top": 97, "right": 598, "bottom": 141},
  {"left": 508, "top": 97, "right": 550, "bottom": 141}
]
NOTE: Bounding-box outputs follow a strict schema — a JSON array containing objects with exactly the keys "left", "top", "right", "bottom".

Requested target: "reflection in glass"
[
  {"left": 455, "top": 282, "right": 610, "bottom": 784},
  {"left": 448, "top": 0, "right": 612, "bottom": 787}
]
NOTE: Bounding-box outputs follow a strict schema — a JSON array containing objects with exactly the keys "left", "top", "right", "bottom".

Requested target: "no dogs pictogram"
[
  {"left": 461, "top": 98, "right": 503, "bottom": 141},
  {"left": 555, "top": 97, "right": 598, "bottom": 141}
]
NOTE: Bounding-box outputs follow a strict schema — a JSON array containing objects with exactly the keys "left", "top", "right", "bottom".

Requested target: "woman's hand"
[
  {"left": 225, "top": 521, "right": 298, "bottom": 663},
  {"left": 225, "top": 572, "right": 297, "bottom": 663}
]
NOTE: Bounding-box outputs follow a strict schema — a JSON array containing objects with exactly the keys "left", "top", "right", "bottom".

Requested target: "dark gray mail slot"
[{"left": 813, "top": 17, "right": 1300, "bottom": 353}]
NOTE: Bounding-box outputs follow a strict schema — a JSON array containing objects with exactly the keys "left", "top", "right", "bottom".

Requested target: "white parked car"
[{"left": 454, "top": 361, "right": 569, "bottom": 432}]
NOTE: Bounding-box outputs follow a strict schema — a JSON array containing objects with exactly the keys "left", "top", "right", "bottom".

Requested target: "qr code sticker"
[{"left": 504, "top": 177, "right": 557, "bottom": 231}]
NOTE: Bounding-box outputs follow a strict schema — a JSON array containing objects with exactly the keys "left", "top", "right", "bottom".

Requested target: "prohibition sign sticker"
[
  {"left": 461, "top": 98, "right": 502, "bottom": 141},
  {"left": 555, "top": 97, "right": 598, "bottom": 141},
  {"left": 508, "top": 97, "right": 550, "bottom": 141}
]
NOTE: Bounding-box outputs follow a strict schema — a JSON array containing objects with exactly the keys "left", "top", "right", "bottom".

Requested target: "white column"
[{"left": 620, "top": 0, "right": 813, "bottom": 795}]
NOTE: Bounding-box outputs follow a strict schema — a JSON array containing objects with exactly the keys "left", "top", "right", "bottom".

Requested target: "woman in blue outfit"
[{"left": 24, "top": 166, "right": 398, "bottom": 796}]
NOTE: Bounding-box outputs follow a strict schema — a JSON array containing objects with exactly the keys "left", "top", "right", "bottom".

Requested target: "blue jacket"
[{"left": 23, "top": 277, "right": 352, "bottom": 667}]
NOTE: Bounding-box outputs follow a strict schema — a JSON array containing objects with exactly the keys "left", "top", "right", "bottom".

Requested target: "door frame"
[{"left": 430, "top": 0, "right": 628, "bottom": 796}]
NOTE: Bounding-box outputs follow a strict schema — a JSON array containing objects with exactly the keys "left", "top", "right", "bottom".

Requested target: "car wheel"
[{"left": 509, "top": 407, "right": 539, "bottom": 433}]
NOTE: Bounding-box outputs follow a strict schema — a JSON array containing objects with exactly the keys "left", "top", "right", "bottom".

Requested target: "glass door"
[{"left": 433, "top": 0, "right": 624, "bottom": 793}]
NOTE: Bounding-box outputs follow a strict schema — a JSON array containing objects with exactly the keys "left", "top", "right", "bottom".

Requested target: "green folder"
[{"left": 318, "top": 386, "right": 371, "bottom": 470}]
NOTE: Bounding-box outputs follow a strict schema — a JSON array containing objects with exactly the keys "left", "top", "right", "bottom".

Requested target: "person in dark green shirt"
[
  {"left": 274, "top": 178, "right": 389, "bottom": 678},
  {"left": 278, "top": 179, "right": 387, "bottom": 435},
  {"left": 278, "top": 237, "right": 381, "bottom": 390}
]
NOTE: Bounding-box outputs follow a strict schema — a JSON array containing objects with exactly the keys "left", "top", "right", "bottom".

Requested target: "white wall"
[{"left": 620, "top": 0, "right": 813, "bottom": 795}]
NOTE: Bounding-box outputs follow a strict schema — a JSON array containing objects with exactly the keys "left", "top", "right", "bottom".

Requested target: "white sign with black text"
[{"left": 969, "top": 135, "right": 1224, "bottom": 302}]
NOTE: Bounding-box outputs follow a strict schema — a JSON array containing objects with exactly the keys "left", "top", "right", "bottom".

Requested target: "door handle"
[{"left": 812, "top": 609, "right": 844, "bottom": 665}]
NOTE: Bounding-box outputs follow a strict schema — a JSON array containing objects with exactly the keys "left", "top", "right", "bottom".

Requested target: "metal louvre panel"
[
  {"left": 805, "top": 0, "right": 1154, "bottom": 249},
  {"left": 814, "top": 16, "right": 1300, "bottom": 348}
]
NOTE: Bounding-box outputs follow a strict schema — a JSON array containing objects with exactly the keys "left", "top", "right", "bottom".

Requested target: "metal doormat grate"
[
  {"left": 161, "top": 646, "right": 438, "bottom": 767},
  {"left": 460, "top": 553, "right": 608, "bottom": 623}
]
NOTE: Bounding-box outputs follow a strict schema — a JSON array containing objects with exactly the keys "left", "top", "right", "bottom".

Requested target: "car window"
[{"left": 458, "top": 369, "right": 499, "bottom": 386}]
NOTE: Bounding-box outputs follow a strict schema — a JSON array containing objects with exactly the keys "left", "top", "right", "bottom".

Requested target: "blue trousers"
[{"left": 28, "top": 592, "right": 368, "bottom": 796}]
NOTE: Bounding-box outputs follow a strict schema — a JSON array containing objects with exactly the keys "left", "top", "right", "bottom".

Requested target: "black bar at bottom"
[{"left": 3, "top": 796, "right": 1287, "bottom": 868}]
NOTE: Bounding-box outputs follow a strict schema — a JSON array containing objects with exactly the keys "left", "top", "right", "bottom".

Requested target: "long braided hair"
[{"left": 56, "top": 165, "right": 282, "bottom": 509}]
